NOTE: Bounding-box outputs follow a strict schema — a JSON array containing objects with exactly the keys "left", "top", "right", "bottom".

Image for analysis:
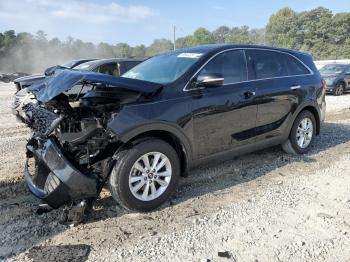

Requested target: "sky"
[{"left": 0, "top": 0, "right": 349, "bottom": 46}]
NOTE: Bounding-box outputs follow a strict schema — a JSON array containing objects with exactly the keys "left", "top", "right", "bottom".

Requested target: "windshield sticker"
[{"left": 177, "top": 53, "right": 203, "bottom": 59}]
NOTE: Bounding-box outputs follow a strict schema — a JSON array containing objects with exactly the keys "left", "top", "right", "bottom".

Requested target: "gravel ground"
[{"left": 0, "top": 82, "right": 350, "bottom": 262}]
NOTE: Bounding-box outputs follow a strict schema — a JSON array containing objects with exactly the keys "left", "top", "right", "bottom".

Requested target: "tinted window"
[
  {"left": 284, "top": 55, "right": 310, "bottom": 75},
  {"left": 246, "top": 50, "right": 310, "bottom": 80},
  {"left": 199, "top": 50, "right": 247, "bottom": 84},
  {"left": 95, "top": 63, "right": 119, "bottom": 76},
  {"left": 247, "top": 50, "right": 287, "bottom": 79}
]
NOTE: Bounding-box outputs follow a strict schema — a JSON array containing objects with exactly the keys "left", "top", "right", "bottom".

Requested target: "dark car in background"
[
  {"left": 0, "top": 72, "right": 30, "bottom": 83},
  {"left": 15, "top": 44, "right": 325, "bottom": 213},
  {"left": 320, "top": 63, "right": 350, "bottom": 95},
  {"left": 14, "top": 59, "right": 95, "bottom": 91},
  {"left": 14, "top": 58, "right": 145, "bottom": 91},
  {"left": 73, "top": 58, "right": 146, "bottom": 76}
]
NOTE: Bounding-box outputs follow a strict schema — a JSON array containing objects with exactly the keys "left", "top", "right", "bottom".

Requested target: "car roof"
[
  {"left": 164, "top": 44, "right": 310, "bottom": 57},
  {"left": 74, "top": 58, "right": 147, "bottom": 70},
  {"left": 91, "top": 58, "right": 146, "bottom": 65}
]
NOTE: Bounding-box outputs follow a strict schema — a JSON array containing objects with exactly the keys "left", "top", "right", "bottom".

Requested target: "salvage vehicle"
[
  {"left": 14, "top": 45, "right": 326, "bottom": 213},
  {"left": 14, "top": 59, "right": 95, "bottom": 91},
  {"left": 319, "top": 63, "right": 350, "bottom": 96}
]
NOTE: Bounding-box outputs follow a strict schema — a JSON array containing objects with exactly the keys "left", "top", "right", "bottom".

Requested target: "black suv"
[{"left": 16, "top": 45, "right": 326, "bottom": 212}]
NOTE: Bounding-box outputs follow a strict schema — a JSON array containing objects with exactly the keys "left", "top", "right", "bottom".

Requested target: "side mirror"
[{"left": 194, "top": 73, "right": 224, "bottom": 88}]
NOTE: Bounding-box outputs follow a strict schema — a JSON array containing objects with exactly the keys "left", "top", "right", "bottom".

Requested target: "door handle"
[
  {"left": 243, "top": 91, "right": 256, "bottom": 98},
  {"left": 290, "top": 85, "right": 301, "bottom": 90}
]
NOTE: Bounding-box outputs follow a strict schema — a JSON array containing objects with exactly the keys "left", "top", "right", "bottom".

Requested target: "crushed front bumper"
[{"left": 25, "top": 138, "right": 98, "bottom": 208}]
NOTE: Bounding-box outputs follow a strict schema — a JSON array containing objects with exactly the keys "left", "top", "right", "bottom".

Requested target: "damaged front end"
[{"left": 17, "top": 69, "right": 162, "bottom": 208}]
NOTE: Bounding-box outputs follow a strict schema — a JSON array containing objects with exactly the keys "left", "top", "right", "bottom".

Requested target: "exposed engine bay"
[{"left": 13, "top": 69, "right": 162, "bottom": 209}]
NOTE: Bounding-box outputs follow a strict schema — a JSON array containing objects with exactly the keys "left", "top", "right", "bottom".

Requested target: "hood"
[
  {"left": 30, "top": 69, "right": 163, "bottom": 103},
  {"left": 15, "top": 74, "right": 45, "bottom": 83},
  {"left": 321, "top": 74, "right": 338, "bottom": 78}
]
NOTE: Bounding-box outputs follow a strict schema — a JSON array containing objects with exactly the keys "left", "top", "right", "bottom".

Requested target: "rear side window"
[
  {"left": 246, "top": 50, "right": 310, "bottom": 80},
  {"left": 95, "top": 63, "right": 119, "bottom": 76},
  {"left": 199, "top": 50, "right": 247, "bottom": 84}
]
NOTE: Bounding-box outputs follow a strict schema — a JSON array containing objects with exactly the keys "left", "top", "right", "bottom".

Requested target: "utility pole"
[{"left": 173, "top": 25, "right": 176, "bottom": 50}]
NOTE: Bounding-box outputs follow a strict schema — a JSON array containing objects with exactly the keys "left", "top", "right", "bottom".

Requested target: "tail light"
[{"left": 321, "top": 79, "right": 327, "bottom": 90}]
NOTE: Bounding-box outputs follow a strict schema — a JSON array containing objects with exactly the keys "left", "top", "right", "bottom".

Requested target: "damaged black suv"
[{"left": 14, "top": 45, "right": 326, "bottom": 212}]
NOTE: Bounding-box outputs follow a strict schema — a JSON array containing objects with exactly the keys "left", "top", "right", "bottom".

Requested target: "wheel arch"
[
  {"left": 294, "top": 104, "right": 321, "bottom": 136},
  {"left": 337, "top": 80, "right": 346, "bottom": 87},
  {"left": 118, "top": 124, "right": 192, "bottom": 176}
]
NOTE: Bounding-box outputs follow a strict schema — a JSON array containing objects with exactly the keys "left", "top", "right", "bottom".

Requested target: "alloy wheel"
[
  {"left": 129, "top": 152, "right": 172, "bottom": 201},
  {"left": 296, "top": 117, "right": 313, "bottom": 149}
]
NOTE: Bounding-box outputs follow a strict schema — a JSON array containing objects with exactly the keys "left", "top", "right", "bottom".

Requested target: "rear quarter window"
[{"left": 283, "top": 54, "right": 310, "bottom": 76}]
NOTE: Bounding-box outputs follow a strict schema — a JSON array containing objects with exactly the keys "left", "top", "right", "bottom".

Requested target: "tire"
[
  {"left": 282, "top": 110, "right": 316, "bottom": 154},
  {"left": 109, "top": 138, "right": 180, "bottom": 212},
  {"left": 333, "top": 82, "right": 345, "bottom": 96}
]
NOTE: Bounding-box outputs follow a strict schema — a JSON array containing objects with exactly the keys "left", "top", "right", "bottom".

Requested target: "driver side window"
[{"left": 199, "top": 50, "right": 247, "bottom": 84}]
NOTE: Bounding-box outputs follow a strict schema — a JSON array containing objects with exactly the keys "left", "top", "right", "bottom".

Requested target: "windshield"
[
  {"left": 60, "top": 61, "right": 77, "bottom": 68},
  {"left": 122, "top": 52, "right": 203, "bottom": 84},
  {"left": 74, "top": 61, "right": 96, "bottom": 71},
  {"left": 319, "top": 64, "right": 346, "bottom": 74}
]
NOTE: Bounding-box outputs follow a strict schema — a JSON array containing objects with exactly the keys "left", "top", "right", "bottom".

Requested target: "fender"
[
  {"left": 285, "top": 100, "right": 321, "bottom": 137},
  {"left": 110, "top": 121, "right": 193, "bottom": 163}
]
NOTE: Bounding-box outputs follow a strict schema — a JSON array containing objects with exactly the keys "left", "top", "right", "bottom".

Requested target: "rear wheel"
[
  {"left": 282, "top": 110, "right": 316, "bottom": 154},
  {"left": 109, "top": 138, "right": 180, "bottom": 212},
  {"left": 334, "top": 82, "right": 345, "bottom": 96}
]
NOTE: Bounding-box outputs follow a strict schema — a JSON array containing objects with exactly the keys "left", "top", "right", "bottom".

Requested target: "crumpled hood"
[{"left": 30, "top": 69, "right": 163, "bottom": 103}]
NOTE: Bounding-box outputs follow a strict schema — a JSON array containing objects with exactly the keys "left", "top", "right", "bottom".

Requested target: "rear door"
[
  {"left": 191, "top": 49, "right": 258, "bottom": 159},
  {"left": 245, "top": 49, "right": 312, "bottom": 141}
]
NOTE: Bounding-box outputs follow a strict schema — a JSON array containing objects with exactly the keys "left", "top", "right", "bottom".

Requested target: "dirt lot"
[{"left": 1, "top": 82, "right": 350, "bottom": 262}]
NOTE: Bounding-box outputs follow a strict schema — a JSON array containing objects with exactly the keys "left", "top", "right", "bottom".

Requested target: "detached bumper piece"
[{"left": 25, "top": 138, "right": 98, "bottom": 208}]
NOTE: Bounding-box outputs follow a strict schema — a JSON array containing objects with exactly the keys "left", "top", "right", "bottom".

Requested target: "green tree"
[
  {"left": 266, "top": 7, "right": 298, "bottom": 48},
  {"left": 146, "top": 39, "right": 173, "bottom": 56}
]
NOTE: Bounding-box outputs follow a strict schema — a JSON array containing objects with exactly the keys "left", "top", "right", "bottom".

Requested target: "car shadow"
[
  {"left": 89, "top": 120, "right": 350, "bottom": 220},
  {"left": 2, "top": 121, "right": 350, "bottom": 260},
  {"left": 26, "top": 244, "right": 91, "bottom": 262}
]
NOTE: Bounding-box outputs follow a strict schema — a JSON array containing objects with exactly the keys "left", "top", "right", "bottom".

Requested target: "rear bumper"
[{"left": 25, "top": 138, "right": 98, "bottom": 208}]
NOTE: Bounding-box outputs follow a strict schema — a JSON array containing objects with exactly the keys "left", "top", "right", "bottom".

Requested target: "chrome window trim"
[{"left": 183, "top": 47, "right": 314, "bottom": 92}]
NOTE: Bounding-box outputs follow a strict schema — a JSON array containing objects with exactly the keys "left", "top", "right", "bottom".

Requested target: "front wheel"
[
  {"left": 334, "top": 83, "right": 345, "bottom": 96},
  {"left": 282, "top": 110, "right": 316, "bottom": 154},
  {"left": 109, "top": 138, "right": 180, "bottom": 212}
]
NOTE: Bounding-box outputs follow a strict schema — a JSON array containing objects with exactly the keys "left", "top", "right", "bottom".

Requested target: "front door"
[{"left": 190, "top": 49, "right": 258, "bottom": 159}]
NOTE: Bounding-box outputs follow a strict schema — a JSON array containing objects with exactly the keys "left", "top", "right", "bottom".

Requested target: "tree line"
[{"left": 0, "top": 6, "right": 349, "bottom": 73}]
